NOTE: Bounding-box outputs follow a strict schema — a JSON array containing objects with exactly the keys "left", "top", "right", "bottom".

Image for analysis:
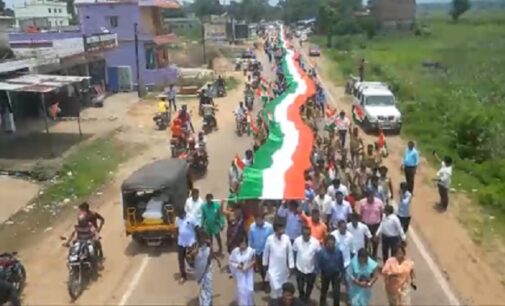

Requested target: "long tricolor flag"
[{"left": 238, "top": 25, "right": 316, "bottom": 200}]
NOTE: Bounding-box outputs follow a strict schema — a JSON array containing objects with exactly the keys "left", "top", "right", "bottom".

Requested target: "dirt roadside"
[{"left": 309, "top": 50, "right": 505, "bottom": 305}]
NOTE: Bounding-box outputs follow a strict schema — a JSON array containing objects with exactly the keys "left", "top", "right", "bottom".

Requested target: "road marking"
[
  {"left": 300, "top": 48, "right": 460, "bottom": 306},
  {"left": 118, "top": 255, "right": 150, "bottom": 306}
]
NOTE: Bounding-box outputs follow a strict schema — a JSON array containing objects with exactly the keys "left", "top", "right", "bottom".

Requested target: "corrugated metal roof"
[
  {"left": 0, "top": 83, "right": 27, "bottom": 91},
  {"left": 0, "top": 74, "right": 90, "bottom": 93},
  {"left": 15, "top": 84, "right": 58, "bottom": 93}
]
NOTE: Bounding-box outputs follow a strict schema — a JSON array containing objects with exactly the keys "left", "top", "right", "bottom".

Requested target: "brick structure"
[{"left": 370, "top": 0, "right": 416, "bottom": 29}]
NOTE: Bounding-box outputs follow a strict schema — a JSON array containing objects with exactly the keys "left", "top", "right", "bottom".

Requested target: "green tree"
[
  {"left": 0, "top": 0, "right": 5, "bottom": 12},
  {"left": 192, "top": 0, "right": 223, "bottom": 18},
  {"left": 451, "top": 0, "right": 471, "bottom": 22}
]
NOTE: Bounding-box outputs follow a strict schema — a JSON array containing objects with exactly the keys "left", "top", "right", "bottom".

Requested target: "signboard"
[
  {"left": 204, "top": 23, "right": 226, "bottom": 41},
  {"left": 84, "top": 33, "right": 118, "bottom": 52}
]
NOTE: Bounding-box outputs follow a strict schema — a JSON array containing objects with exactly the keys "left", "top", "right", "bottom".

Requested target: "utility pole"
[
  {"left": 133, "top": 22, "right": 141, "bottom": 98},
  {"left": 201, "top": 21, "right": 207, "bottom": 65}
]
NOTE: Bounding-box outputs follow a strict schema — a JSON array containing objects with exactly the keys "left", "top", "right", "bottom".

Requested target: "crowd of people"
[{"left": 172, "top": 26, "right": 456, "bottom": 306}]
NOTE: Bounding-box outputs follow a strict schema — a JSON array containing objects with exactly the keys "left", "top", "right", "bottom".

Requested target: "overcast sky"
[{"left": 5, "top": 0, "right": 453, "bottom": 10}]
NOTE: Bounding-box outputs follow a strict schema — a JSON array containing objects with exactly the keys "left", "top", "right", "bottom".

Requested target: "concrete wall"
[
  {"left": 77, "top": 3, "right": 140, "bottom": 38},
  {"left": 9, "top": 31, "right": 81, "bottom": 42}
]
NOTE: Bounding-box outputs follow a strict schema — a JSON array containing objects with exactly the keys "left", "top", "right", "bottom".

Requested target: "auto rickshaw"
[{"left": 121, "top": 159, "right": 191, "bottom": 246}]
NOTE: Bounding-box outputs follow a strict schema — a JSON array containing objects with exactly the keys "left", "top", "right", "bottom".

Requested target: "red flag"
[
  {"left": 378, "top": 129, "right": 385, "bottom": 148},
  {"left": 234, "top": 154, "right": 245, "bottom": 170}
]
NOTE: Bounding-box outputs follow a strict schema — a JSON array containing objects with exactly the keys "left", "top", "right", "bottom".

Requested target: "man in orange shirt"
[{"left": 299, "top": 208, "right": 327, "bottom": 245}]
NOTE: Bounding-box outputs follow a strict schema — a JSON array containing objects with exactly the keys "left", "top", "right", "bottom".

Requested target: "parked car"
[
  {"left": 309, "top": 46, "right": 320, "bottom": 57},
  {"left": 351, "top": 82, "right": 402, "bottom": 134}
]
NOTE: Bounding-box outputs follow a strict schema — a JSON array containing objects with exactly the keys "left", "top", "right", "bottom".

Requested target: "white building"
[{"left": 14, "top": 0, "right": 72, "bottom": 29}]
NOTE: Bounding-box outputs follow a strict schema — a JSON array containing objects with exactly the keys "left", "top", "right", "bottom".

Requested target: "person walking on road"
[
  {"left": 359, "top": 189, "right": 384, "bottom": 259},
  {"left": 166, "top": 84, "right": 177, "bottom": 111},
  {"left": 293, "top": 226, "right": 321, "bottom": 303},
  {"left": 397, "top": 182, "right": 412, "bottom": 233},
  {"left": 376, "top": 205, "right": 406, "bottom": 262},
  {"left": 316, "top": 235, "right": 346, "bottom": 306},
  {"left": 335, "top": 111, "right": 351, "bottom": 148},
  {"left": 433, "top": 152, "right": 453, "bottom": 211},
  {"left": 248, "top": 212, "right": 274, "bottom": 290},
  {"left": 229, "top": 235, "right": 255, "bottom": 306},
  {"left": 175, "top": 209, "right": 198, "bottom": 283},
  {"left": 268, "top": 282, "right": 305, "bottom": 306},
  {"left": 194, "top": 231, "right": 222, "bottom": 306},
  {"left": 347, "top": 248, "right": 379, "bottom": 306},
  {"left": 201, "top": 194, "right": 224, "bottom": 254},
  {"left": 347, "top": 213, "right": 373, "bottom": 258},
  {"left": 185, "top": 188, "right": 204, "bottom": 226},
  {"left": 382, "top": 243, "right": 416, "bottom": 306},
  {"left": 299, "top": 208, "right": 328, "bottom": 245},
  {"left": 402, "top": 141, "right": 420, "bottom": 194},
  {"left": 263, "top": 222, "right": 295, "bottom": 299},
  {"left": 277, "top": 200, "right": 302, "bottom": 243}
]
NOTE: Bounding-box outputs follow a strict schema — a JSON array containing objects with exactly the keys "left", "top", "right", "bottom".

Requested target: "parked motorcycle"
[
  {"left": 0, "top": 252, "right": 26, "bottom": 294},
  {"left": 153, "top": 112, "right": 170, "bottom": 130},
  {"left": 65, "top": 240, "right": 99, "bottom": 301}
]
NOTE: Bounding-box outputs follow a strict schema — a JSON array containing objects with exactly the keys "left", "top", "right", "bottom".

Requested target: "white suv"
[{"left": 351, "top": 82, "right": 402, "bottom": 134}]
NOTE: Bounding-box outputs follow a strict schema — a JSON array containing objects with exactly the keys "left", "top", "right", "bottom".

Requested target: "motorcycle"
[
  {"left": 170, "top": 136, "right": 186, "bottom": 158},
  {"left": 235, "top": 114, "right": 247, "bottom": 136},
  {"left": 217, "top": 85, "right": 226, "bottom": 97},
  {"left": 245, "top": 94, "right": 254, "bottom": 111},
  {"left": 0, "top": 252, "right": 26, "bottom": 294},
  {"left": 153, "top": 112, "right": 170, "bottom": 130},
  {"left": 179, "top": 149, "right": 208, "bottom": 173},
  {"left": 202, "top": 105, "right": 217, "bottom": 135},
  {"left": 65, "top": 240, "right": 99, "bottom": 301}
]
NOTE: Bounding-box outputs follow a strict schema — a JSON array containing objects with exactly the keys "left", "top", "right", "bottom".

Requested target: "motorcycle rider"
[
  {"left": 177, "top": 104, "right": 195, "bottom": 134},
  {"left": 197, "top": 131, "right": 207, "bottom": 151},
  {"left": 0, "top": 277, "right": 20, "bottom": 306},
  {"left": 201, "top": 102, "right": 218, "bottom": 131},
  {"left": 63, "top": 216, "right": 100, "bottom": 269},
  {"left": 78, "top": 202, "right": 105, "bottom": 259},
  {"left": 217, "top": 75, "right": 226, "bottom": 94}
]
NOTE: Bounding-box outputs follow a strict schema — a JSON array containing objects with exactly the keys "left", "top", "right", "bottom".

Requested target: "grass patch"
[
  {"left": 0, "top": 132, "right": 138, "bottom": 250},
  {"left": 318, "top": 12, "right": 505, "bottom": 237},
  {"left": 226, "top": 76, "right": 240, "bottom": 91}
]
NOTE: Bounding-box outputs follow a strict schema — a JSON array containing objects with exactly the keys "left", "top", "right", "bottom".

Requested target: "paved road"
[{"left": 16, "top": 43, "right": 460, "bottom": 306}]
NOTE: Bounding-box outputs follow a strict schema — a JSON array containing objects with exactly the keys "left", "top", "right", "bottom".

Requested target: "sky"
[{"left": 4, "top": 0, "right": 454, "bottom": 10}]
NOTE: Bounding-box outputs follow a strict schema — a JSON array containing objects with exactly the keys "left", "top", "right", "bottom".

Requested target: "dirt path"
[{"left": 307, "top": 49, "right": 505, "bottom": 305}]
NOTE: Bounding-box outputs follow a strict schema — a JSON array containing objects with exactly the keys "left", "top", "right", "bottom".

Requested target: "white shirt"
[
  {"left": 346, "top": 222, "right": 372, "bottom": 254},
  {"left": 376, "top": 214, "right": 406, "bottom": 240},
  {"left": 328, "top": 200, "right": 353, "bottom": 228},
  {"left": 437, "top": 161, "right": 453, "bottom": 189},
  {"left": 175, "top": 215, "right": 197, "bottom": 247},
  {"left": 313, "top": 194, "right": 333, "bottom": 215},
  {"left": 327, "top": 184, "right": 349, "bottom": 199},
  {"left": 185, "top": 197, "right": 203, "bottom": 226},
  {"left": 166, "top": 87, "right": 177, "bottom": 99},
  {"left": 335, "top": 116, "right": 350, "bottom": 131},
  {"left": 263, "top": 234, "right": 294, "bottom": 291},
  {"left": 292, "top": 236, "right": 321, "bottom": 274},
  {"left": 331, "top": 230, "right": 353, "bottom": 267}
]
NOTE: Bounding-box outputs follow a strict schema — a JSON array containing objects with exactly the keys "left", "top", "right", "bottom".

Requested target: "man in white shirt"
[
  {"left": 184, "top": 188, "right": 204, "bottom": 226},
  {"left": 292, "top": 226, "right": 321, "bottom": 303},
  {"left": 166, "top": 84, "right": 177, "bottom": 111},
  {"left": 263, "top": 222, "right": 294, "bottom": 299},
  {"left": 313, "top": 187, "right": 332, "bottom": 216},
  {"left": 331, "top": 220, "right": 353, "bottom": 269},
  {"left": 334, "top": 111, "right": 350, "bottom": 147},
  {"left": 347, "top": 213, "right": 372, "bottom": 257},
  {"left": 175, "top": 209, "right": 198, "bottom": 282},
  {"left": 327, "top": 191, "right": 353, "bottom": 230},
  {"left": 376, "top": 205, "right": 406, "bottom": 262},
  {"left": 327, "top": 178, "right": 349, "bottom": 199},
  {"left": 435, "top": 155, "right": 453, "bottom": 211}
]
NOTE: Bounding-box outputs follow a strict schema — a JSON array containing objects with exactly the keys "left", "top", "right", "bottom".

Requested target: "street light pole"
[
  {"left": 134, "top": 22, "right": 141, "bottom": 98},
  {"left": 201, "top": 21, "right": 207, "bottom": 65}
]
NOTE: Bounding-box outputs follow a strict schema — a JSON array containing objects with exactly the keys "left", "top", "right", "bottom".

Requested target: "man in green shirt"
[{"left": 201, "top": 193, "right": 224, "bottom": 254}]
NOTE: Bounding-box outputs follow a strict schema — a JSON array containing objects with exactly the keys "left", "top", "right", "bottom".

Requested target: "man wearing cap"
[{"left": 358, "top": 189, "right": 384, "bottom": 259}]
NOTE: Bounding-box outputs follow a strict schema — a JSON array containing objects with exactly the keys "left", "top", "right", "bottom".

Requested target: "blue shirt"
[
  {"left": 397, "top": 191, "right": 412, "bottom": 218},
  {"left": 248, "top": 222, "right": 274, "bottom": 255},
  {"left": 403, "top": 148, "right": 419, "bottom": 167},
  {"left": 315, "top": 246, "right": 345, "bottom": 277},
  {"left": 277, "top": 206, "right": 302, "bottom": 241}
]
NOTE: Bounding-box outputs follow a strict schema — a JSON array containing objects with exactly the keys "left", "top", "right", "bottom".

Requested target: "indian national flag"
[
  {"left": 238, "top": 25, "right": 316, "bottom": 200},
  {"left": 248, "top": 114, "right": 260, "bottom": 135},
  {"left": 325, "top": 106, "right": 338, "bottom": 130}
]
